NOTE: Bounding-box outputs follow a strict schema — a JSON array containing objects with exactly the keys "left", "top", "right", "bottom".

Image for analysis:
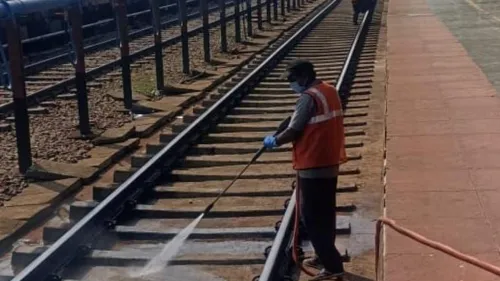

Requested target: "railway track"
[
  {"left": 2, "top": 0, "right": 379, "bottom": 280},
  {"left": 0, "top": 0, "right": 270, "bottom": 115}
]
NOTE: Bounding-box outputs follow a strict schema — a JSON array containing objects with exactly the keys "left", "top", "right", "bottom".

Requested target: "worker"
[
  {"left": 263, "top": 60, "right": 347, "bottom": 281},
  {"left": 352, "top": 0, "right": 375, "bottom": 25},
  {"left": 352, "top": 0, "right": 360, "bottom": 25}
]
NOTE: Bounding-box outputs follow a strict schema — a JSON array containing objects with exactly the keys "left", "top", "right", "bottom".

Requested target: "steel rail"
[
  {"left": 10, "top": 0, "right": 333, "bottom": 279},
  {"left": 0, "top": 0, "right": 263, "bottom": 115},
  {"left": 257, "top": 8, "right": 374, "bottom": 281}
]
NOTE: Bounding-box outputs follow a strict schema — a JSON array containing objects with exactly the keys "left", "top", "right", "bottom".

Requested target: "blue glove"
[{"left": 263, "top": 135, "right": 277, "bottom": 149}]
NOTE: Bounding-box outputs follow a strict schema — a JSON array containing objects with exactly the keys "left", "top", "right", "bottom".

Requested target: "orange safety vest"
[{"left": 292, "top": 82, "right": 347, "bottom": 170}]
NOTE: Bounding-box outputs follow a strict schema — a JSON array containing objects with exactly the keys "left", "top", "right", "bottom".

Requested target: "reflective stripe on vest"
[{"left": 305, "top": 87, "right": 343, "bottom": 124}]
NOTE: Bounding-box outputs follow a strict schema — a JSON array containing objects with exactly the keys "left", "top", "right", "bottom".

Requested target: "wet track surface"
[{"left": 2, "top": 0, "right": 384, "bottom": 280}]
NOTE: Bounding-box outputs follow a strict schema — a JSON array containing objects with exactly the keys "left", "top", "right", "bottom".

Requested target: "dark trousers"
[
  {"left": 298, "top": 176, "right": 344, "bottom": 274},
  {"left": 352, "top": 3, "right": 361, "bottom": 24}
]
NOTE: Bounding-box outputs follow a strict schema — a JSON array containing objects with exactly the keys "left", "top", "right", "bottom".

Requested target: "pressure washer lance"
[{"left": 202, "top": 116, "right": 291, "bottom": 215}]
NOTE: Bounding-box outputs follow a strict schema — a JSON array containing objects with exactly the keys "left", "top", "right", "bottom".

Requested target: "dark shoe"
[
  {"left": 303, "top": 256, "right": 323, "bottom": 270},
  {"left": 309, "top": 269, "right": 344, "bottom": 281}
]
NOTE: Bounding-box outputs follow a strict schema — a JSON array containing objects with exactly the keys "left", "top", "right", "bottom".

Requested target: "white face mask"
[{"left": 290, "top": 81, "right": 305, "bottom": 93}]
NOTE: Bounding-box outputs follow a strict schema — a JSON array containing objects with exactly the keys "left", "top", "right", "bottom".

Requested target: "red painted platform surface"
[{"left": 385, "top": 0, "right": 500, "bottom": 280}]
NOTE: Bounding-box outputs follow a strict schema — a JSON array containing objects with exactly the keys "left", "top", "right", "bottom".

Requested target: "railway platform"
[{"left": 384, "top": 0, "right": 500, "bottom": 280}]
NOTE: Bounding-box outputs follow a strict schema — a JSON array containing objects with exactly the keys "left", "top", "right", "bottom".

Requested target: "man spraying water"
[
  {"left": 262, "top": 60, "right": 347, "bottom": 281},
  {"left": 352, "top": 0, "right": 375, "bottom": 25},
  {"left": 130, "top": 110, "right": 292, "bottom": 279}
]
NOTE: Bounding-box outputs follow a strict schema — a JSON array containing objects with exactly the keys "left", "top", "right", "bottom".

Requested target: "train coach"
[{"left": 1, "top": 0, "right": 158, "bottom": 41}]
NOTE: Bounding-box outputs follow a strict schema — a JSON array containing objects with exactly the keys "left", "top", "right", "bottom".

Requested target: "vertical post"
[
  {"left": 114, "top": 0, "right": 133, "bottom": 109},
  {"left": 234, "top": 0, "right": 241, "bottom": 42},
  {"left": 287, "top": 0, "right": 290, "bottom": 13},
  {"left": 266, "top": 0, "right": 271, "bottom": 23},
  {"left": 149, "top": 0, "right": 164, "bottom": 93},
  {"left": 280, "top": 0, "right": 285, "bottom": 17},
  {"left": 4, "top": 20, "right": 32, "bottom": 173},
  {"left": 219, "top": 0, "right": 227, "bottom": 52},
  {"left": 273, "top": 0, "right": 278, "bottom": 20},
  {"left": 201, "top": 0, "right": 210, "bottom": 62},
  {"left": 178, "top": 0, "right": 190, "bottom": 73},
  {"left": 246, "top": 0, "right": 252, "bottom": 37},
  {"left": 257, "top": 0, "right": 263, "bottom": 29},
  {"left": 292, "top": 0, "right": 296, "bottom": 10},
  {"left": 67, "top": 6, "right": 91, "bottom": 136}
]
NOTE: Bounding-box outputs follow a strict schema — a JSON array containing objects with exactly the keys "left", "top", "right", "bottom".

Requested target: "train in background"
[
  {"left": 0, "top": 0, "right": 223, "bottom": 88},
  {"left": 3, "top": 0, "right": 154, "bottom": 40},
  {"left": 0, "top": 0, "right": 182, "bottom": 59}
]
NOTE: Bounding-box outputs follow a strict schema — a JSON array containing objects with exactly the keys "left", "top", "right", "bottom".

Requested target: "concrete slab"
[
  {"left": 70, "top": 201, "right": 355, "bottom": 222},
  {"left": 92, "top": 124, "right": 136, "bottom": 145},
  {"left": 166, "top": 178, "right": 295, "bottom": 191},
  {"left": 4, "top": 178, "right": 80, "bottom": 205},
  {"left": 1, "top": 204, "right": 51, "bottom": 221},
  {"left": 133, "top": 110, "right": 179, "bottom": 137},
  {"left": 181, "top": 151, "right": 362, "bottom": 164},
  {"left": 171, "top": 163, "right": 360, "bottom": 179},
  {"left": 44, "top": 220, "right": 351, "bottom": 243},
  {"left": 136, "top": 100, "right": 180, "bottom": 112},
  {"left": 12, "top": 245, "right": 267, "bottom": 268},
  {"left": 79, "top": 138, "right": 140, "bottom": 171},
  {"left": 0, "top": 177, "right": 81, "bottom": 250},
  {"left": 26, "top": 159, "right": 99, "bottom": 183},
  {"left": 106, "top": 91, "right": 150, "bottom": 102},
  {"left": 194, "top": 140, "right": 363, "bottom": 151},
  {"left": 0, "top": 219, "right": 25, "bottom": 241}
]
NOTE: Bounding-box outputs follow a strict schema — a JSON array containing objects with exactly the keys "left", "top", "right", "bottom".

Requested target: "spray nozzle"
[{"left": 203, "top": 203, "right": 214, "bottom": 215}]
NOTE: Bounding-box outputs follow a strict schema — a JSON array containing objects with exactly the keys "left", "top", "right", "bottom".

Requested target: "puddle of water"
[
  {"left": 118, "top": 240, "right": 269, "bottom": 255},
  {"left": 104, "top": 266, "right": 227, "bottom": 281}
]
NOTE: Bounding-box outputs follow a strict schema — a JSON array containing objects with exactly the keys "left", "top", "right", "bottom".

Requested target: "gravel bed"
[{"left": 0, "top": 3, "right": 292, "bottom": 206}]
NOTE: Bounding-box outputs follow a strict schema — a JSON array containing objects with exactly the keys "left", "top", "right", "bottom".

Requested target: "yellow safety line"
[{"left": 464, "top": 0, "right": 500, "bottom": 23}]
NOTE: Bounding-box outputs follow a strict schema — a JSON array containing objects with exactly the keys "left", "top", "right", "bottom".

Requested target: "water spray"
[{"left": 134, "top": 116, "right": 291, "bottom": 278}]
